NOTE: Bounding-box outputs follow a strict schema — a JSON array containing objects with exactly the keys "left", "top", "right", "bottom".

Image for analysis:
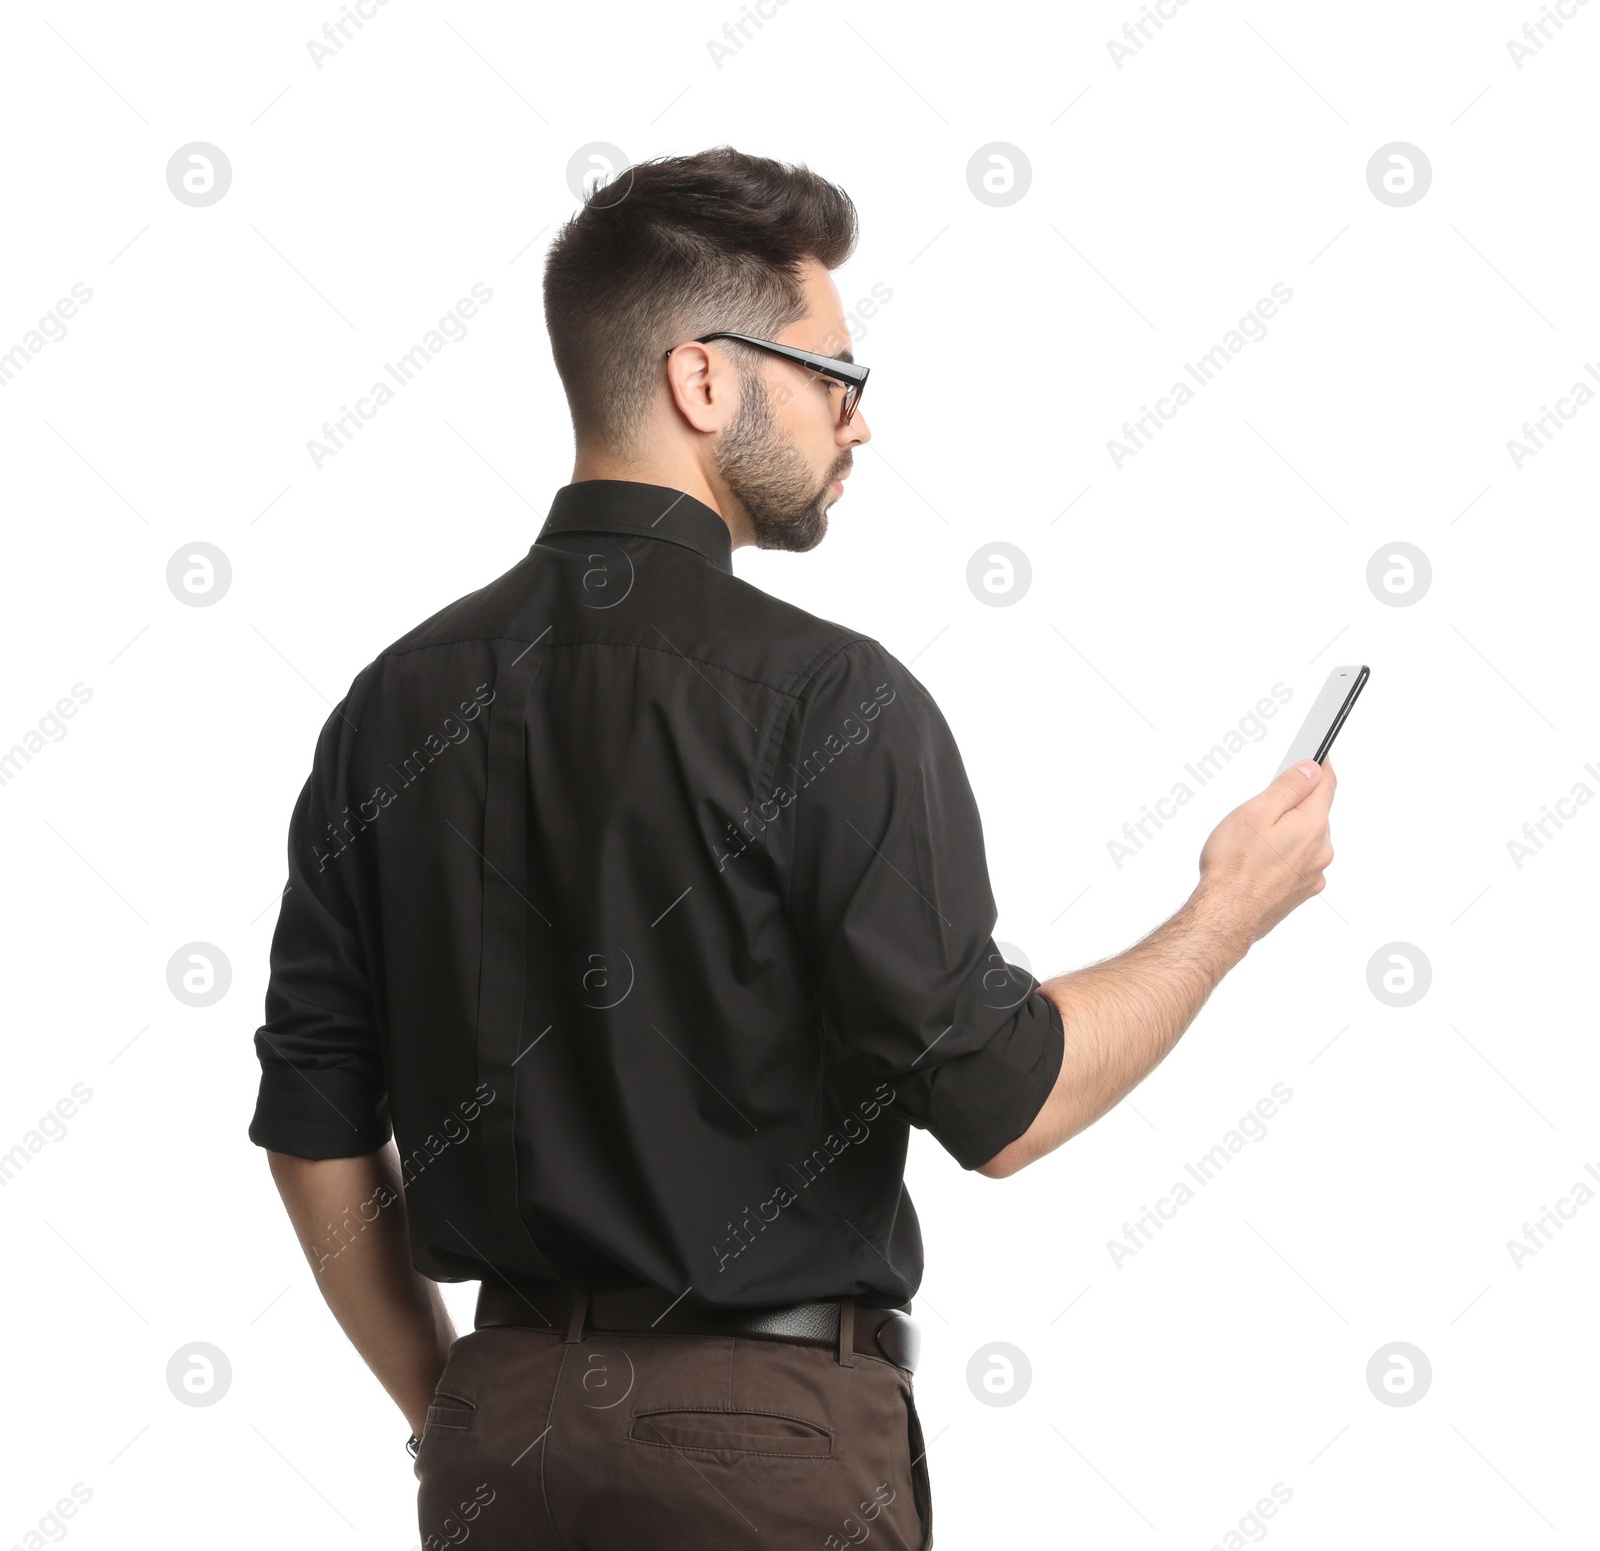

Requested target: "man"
[{"left": 250, "top": 146, "right": 1337, "bottom": 1550}]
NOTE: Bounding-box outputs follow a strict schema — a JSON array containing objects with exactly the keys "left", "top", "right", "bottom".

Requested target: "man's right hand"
[
  {"left": 1196, "top": 758, "right": 1338, "bottom": 948},
  {"left": 976, "top": 757, "right": 1342, "bottom": 1178}
]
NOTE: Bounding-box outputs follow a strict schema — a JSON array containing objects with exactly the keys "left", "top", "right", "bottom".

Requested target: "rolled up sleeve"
[
  {"left": 247, "top": 694, "right": 392, "bottom": 1159},
  {"left": 773, "top": 639, "right": 1063, "bottom": 1170}
]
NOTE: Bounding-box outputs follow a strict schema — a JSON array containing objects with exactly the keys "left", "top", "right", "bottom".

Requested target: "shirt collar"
[{"left": 536, "top": 480, "right": 734, "bottom": 574}]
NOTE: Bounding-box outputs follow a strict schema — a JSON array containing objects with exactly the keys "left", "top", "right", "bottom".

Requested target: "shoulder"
[
  {"left": 788, "top": 631, "right": 937, "bottom": 713},
  {"left": 328, "top": 551, "right": 543, "bottom": 719},
  {"left": 717, "top": 576, "right": 874, "bottom": 699},
  {"left": 372, "top": 553, "right": 539, "bottom": 663}
]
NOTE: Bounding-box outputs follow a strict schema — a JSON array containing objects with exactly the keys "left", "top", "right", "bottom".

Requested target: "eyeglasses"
[{"left": 664, "top": 332, "right": 869, "bottom": 425}]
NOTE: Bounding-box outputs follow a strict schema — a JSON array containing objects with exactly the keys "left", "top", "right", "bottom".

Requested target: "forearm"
[
  {"left": 266, "top": 1142, "right": 456, "bottom": 1436},
  {"left": 978, "top": 883, "right": 1251, "bottom": 1177}
]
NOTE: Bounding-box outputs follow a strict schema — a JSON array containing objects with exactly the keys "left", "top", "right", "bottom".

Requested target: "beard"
[{"left": 712, "top": 368, "right": 844, "bottom": 553}]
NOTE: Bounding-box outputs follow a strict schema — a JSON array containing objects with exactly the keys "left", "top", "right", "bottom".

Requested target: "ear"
[{"left": 665, "top": 341, "right": 727, "bottom": 433}]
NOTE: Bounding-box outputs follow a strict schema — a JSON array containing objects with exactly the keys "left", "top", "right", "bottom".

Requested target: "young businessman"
[{"left": 250, "top": 147, "right": 1337, "bottom": 1550}]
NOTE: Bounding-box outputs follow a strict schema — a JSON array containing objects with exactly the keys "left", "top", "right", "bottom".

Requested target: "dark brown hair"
[{"left": 543, "top": 146, "right": 858, "bottom": 457}]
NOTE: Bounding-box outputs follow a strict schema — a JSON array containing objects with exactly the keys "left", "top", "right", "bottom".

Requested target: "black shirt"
[{"left": 248, "top": 479, "right": 1063, "bottom": 1308}]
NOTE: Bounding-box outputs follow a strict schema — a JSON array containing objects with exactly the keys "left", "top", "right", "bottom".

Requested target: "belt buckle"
[{"left": 873, "top": 1310, "right": 920, "bottom": 1374}]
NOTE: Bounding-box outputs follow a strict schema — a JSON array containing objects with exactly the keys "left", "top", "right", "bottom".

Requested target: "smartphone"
[{"left": 1274, "top": 665, "right": 1370, "bottom": 778}]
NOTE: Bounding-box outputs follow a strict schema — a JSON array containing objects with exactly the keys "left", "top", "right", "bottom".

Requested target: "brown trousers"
[{"left": 414, "top": 1309, "right": 933, "bottom": 1549}]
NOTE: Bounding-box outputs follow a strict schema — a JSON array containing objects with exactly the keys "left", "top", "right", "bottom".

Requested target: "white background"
[{"left": 2, "top": 1, "right": 1596, "bottom": 1546}]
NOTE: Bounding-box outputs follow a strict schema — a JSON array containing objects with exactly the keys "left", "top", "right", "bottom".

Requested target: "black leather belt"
[{"left": 475, "top": 1276, "right": 921, "bottom": 1375}]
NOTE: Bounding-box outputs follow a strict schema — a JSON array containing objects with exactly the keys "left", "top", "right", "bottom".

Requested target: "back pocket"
[
  {"left": 425, "top": 1394, "right": 477, "bottom": 1436},
  {"left": 631, "top": 1408, "right": 832, "bottom": 1459}
]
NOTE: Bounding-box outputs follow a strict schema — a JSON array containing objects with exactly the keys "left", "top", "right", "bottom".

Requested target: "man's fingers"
[{"left": 1262, "top": 758, "right": 1325, "bottom": 819}]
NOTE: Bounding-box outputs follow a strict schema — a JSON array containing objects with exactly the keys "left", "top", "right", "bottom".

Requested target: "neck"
[{"left": 570, "top": 450, "right": 750, "bottom": 547}]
